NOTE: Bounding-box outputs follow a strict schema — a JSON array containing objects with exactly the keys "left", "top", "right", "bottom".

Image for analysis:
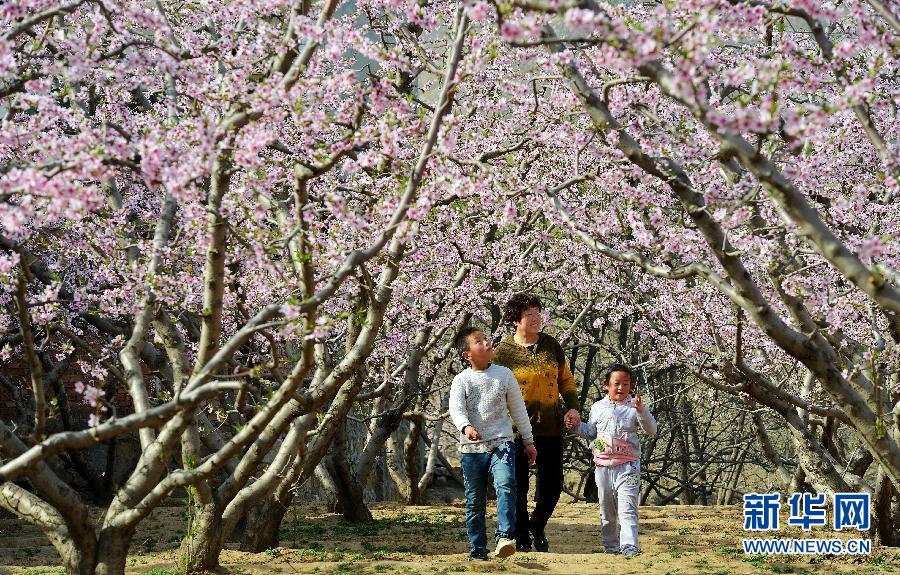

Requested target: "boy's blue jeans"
[{"left": 460, "top": 441, "right": 516, "bottom": 557}]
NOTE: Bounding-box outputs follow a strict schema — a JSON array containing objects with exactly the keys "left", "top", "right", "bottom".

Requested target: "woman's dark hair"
[
  {"left": 454, "top": 326, "right": 481, "bottom": 357},
  {"left": 502, "top": 293, "right": 542, "bottom": 326},
  {"left": 603, "top": 363, "right": 635, "bottom": 384}
]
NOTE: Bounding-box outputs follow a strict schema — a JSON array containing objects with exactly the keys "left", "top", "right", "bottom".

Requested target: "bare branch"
[
  {"left": 0, "top": 381, "right": 243, "bottom": 483},
  {"left": 14, "top": 263, "right": 45, "bottom": 441}
]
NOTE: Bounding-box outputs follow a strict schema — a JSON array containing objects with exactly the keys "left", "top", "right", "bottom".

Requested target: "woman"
[{"left": 493, "top": 293, "right": 581, "bottom": 552}]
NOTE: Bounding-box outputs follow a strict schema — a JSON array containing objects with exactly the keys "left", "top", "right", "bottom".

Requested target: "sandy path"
[{"left": 1, "top": 502, "right": 896, "bottom": 574}]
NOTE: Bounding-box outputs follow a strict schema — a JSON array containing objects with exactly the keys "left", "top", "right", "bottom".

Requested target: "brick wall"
[{"left": 1, "top": 352, "right": 145, "bottom": 428}]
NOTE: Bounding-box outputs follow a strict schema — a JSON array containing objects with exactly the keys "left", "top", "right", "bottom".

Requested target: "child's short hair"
[
  {"left": 502, "top": 293, "right": 542, "bottom": 326},
  {"left": 454, "top": 326, "right": 481, "bottom": 357},
  {"left": 604, "top": 363, "right": 635, "bottom": 383}
]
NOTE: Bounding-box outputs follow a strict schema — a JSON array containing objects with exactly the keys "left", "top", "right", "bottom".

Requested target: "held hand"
[
  {"left": 464, "top": 425, "right": 482, "bottom": 441},
  {"left": 564, "top": 409, "right": 581, "bottom": 430},
  {"left": 633, "top": 391, "right": 646, "bottom": 414},
  {"left": 524, "top": 444, "right": 538, "bottom": 467}
]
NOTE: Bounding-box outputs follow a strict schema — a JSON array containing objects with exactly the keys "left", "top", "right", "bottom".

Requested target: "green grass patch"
[
  {"left": 743, "top": 554, "right": 767, "bottom": 568},
  {"left": 294, "top": 548, "right": 330, "bottom": 561}
]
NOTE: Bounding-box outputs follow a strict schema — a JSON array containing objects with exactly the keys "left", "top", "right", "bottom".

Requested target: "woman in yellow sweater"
[{"left": 493, "top": 293, "right": 581, "bottom": 552}]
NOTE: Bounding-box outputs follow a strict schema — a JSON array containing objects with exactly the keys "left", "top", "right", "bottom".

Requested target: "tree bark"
[
  {"left": 682, "top": 398, "right": 709, "bottom": 505},
  {"left": 418, "top": 389, "right": 449, "bottom": 493},
  {"left": 327, "top": 422, "right": 373, "bottom": 522},
  {"left": 0, "top": 482, "right": 95, "bottom": 575},
  {"left": 718, "top": 444, "right": 749, "bottom": 505},
  {"left": 95, "top": 525, "right": 135, "bottom": 575},
  {"left": 873, "top": 465, "right": 897, "bottom": 546},
  {"left": 751, "top": 408, "right": 793, "bottom": 488},
  {"left": 178, "top": 502, "right": 224, "bottom": 573},
  {"left": 675, "top": 398, "right": 695, "bottom": 504},
  {"left": 241, "top": 497, "right": 290, "bottom": 552}
]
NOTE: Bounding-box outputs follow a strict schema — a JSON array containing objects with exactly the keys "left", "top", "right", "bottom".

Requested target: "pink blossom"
[
  {"left": 634, "top": 35, "right": 658, "bottom": 58},
  {"left": 564, "top": 9, "right": 597, "bottom": 34},
  {"left": 466, "top": 1, "right": 490, "bottom": 23},
  {"left": 858, "top": 238, "right": 885, "bottom": 263},
  {"left": 834, "top": 40, "right": 859, "bottom": 60},
  {"left": 0, "top": 252, "right": 19, "bottom": 275},
  {"left": 281, "top": 304, "right": 300, "bottom": 320},
  {"left": 0, "top": 39, "right": 13, "bottom": 75},
  {"left": 83, "top": 385, "right": 105, "bottom": 407},
  {"left": 306, "top": 321, "right": 331, "bottom": 341},
  {"left": 500, "top": 21, "right": 526, "bottom": 43},
  {"left": 501, "top": 201, "right": 517, "bottom": 225}
]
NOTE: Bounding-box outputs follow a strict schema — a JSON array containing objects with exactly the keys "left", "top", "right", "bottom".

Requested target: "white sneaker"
[{"left": 494, "top": 538, "right": 516, "bottom": 558}]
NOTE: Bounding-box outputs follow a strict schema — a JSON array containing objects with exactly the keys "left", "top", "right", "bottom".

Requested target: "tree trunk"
[
  {"left": 718, "top": 444, "right": 749, "bottom": 505},
  {"left": 237, "top": 356, "right": 363, "bottom": 548},
  {"left": 419, "top": 424, "right": 463, "bottom": 487},
  {"left": 239, "top": 423, "right": 340, "bottom": 552},
  {"left": 314, "top": 462, "right": 339, "bottom": 508},
  {"left": 751, "top": 408, "right": 792, "bottom": 488},
  {"left": 419, "top": 389, "right": 449, "bottom": 493},
  {"left": 578, "top": 344, "right": 596, "bottom": 407},
  {"left": 234, "top": 356, "right": 357, "bottom": 551},
  {"left": 60, "top": 546, "right": 93, "bottom": 575},
  {"left": 780, "top": 403, "right": 854, "bottom": 494},
  {"left": 177, "top": 418, "right": 226, "bottom": 574},
  {"left": 676, "top": 398, "right": 695, "bottom": 504},
  {"left": 400, "top": 418, "right": 423, "bottom": 504},
  {"left": 241, "top": 497, "right": 289, "bottom": 552},
  {"left": 789, "top": 465, "right": 812, "bottom": 494},
  {"left": 239, "top": 450, "right": 325, "bottom": 552},
  {"left": 178, "top": 502, "right": 224, "bottom": 573},
  {"left": 641, "top": 420, "right": 677, "bottom": 505},
  {"left": 387, "top": 430, "right": 409, "bottom": 502},
  {"left": 0, "top": 482, "right": 98, "bottom": 575},
  {"left": 873, "top": 465, "right": 897, "bottom": 546},
  {"left": 739, "top": 370, "right": 859, "bottom": 494},
  {"left": 682, "top": 398, "right": 708, "bottom": 504},
  {"left": 95, "top": 525, "right": 136, "bottom": 575},
  {"left": 328, "top": 423, "right": 373, "bottom": 522}
]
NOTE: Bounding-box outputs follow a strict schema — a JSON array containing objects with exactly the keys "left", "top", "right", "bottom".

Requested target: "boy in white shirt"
[{"left": 449, "top": 327, "right": 538, "bottom": 560}]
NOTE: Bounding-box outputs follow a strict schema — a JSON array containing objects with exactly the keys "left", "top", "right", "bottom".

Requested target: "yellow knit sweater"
[{"left": 493, "top": 333, "right": 579, "bottom": 437}]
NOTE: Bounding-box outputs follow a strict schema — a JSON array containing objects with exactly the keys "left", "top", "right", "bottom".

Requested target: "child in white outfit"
[{"left": 568, "top": 364, "right": 657, "bottom": 557}]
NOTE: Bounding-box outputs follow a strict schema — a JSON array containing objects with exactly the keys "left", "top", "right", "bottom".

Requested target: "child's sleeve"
[
  {"left": 637, "top": 406, "right": 657, "bottom": 437},
  {"left": 574, "top": 404, "right": 597, "bottom": 440},
  {"left": 506, "top": 371, "right": 534, "bottom": 444},
  {"left": 448, "top": 373, "right": 471, "bottom": 432}
]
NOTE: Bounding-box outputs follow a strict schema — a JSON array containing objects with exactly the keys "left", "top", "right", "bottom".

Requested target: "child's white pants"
[{"left": 594, "top": 460, "right": 641, "bottom": 552}]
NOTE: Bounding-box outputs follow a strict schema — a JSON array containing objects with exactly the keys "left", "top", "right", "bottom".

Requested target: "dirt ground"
[{"left": 0, "top": 501, "right": 897, "bottom": 575}]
